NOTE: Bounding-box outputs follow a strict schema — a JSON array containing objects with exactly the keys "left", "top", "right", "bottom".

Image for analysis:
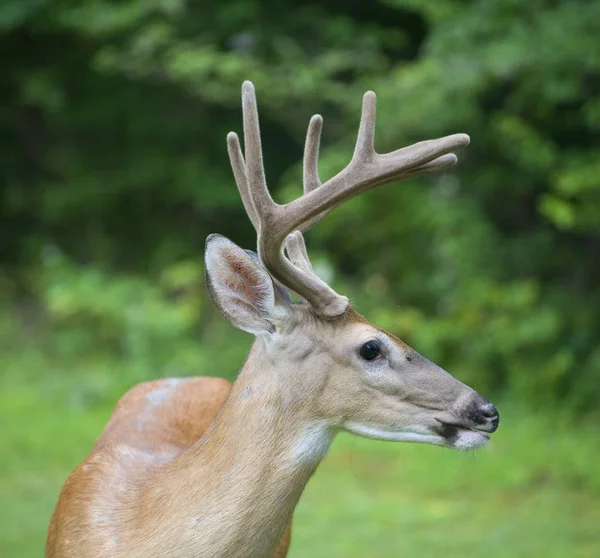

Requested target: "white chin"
[{"left": 451, "top": 427, "right": 490, "bottom": 451}]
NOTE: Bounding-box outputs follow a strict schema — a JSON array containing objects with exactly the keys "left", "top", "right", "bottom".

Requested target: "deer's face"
[
  {"left": 205, "top": 236, "right": 499, "bottom": 452},
  {"left": 264, "top": 305, "right": 498, "bottom": 451}
]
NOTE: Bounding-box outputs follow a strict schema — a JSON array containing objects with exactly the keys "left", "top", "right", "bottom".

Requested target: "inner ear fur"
[{"left": 205, "top": 234, "right": 289, "bottom": 335}]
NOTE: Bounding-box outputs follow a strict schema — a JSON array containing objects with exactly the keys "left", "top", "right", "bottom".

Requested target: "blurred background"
[{"left": 1, "top": 0, "right": 599, "bottom": 556}]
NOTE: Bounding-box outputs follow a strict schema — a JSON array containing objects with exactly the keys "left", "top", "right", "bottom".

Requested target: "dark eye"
[{"left": 359, "top": 340, "right": 381, "bottom": 361}]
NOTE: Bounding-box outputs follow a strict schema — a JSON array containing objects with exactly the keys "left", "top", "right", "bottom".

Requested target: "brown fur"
[{"left": 46, "top": 376, "right": 293, "bottom": 558}]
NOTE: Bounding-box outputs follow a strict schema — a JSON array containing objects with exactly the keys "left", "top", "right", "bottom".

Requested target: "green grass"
[{"left": 1, "top": 352, "right": 599, "bottom": 557}]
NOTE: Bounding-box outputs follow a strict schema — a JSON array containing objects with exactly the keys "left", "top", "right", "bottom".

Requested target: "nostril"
[{"left": 480, "top": 401, "right": 498, "bottom": 418}]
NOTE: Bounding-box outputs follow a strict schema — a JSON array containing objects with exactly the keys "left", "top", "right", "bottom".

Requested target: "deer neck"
[{"left": 145, "top": 340, "right": 334, "bottom": 558}]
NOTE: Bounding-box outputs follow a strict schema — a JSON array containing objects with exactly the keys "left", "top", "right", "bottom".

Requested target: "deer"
[{"left": 46, "top": 81, "right": 499, "bottom": 558}]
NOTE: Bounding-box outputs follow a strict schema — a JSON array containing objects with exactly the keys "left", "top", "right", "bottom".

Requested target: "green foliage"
[
  {"left": 2, "top": 1, "right": 600, "bottom": 411},
  {"left": 41, "top": 250, "right": 203, "bottom": 362}
]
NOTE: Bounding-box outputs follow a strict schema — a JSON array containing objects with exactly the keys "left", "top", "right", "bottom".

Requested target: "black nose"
[
  {"left": 468, "top": 397, "right": 500, "bottom": 432},
  {"left": 479, "top": 400, "right": 499, "bottom": 432}
]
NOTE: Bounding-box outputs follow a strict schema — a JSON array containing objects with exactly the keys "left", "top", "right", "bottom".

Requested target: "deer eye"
[{"left": 359, "top": 340, "right": 381, "bottom": 361}]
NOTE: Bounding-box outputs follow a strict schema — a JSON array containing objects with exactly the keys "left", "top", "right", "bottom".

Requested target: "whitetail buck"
[{"left": 47, "top": 81, "right": 499, "bottom": 558}]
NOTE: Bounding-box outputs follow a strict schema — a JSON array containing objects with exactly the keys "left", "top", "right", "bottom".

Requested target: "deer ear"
[{"left": 205, "top": 234, "right": 290, "bottom": 335}]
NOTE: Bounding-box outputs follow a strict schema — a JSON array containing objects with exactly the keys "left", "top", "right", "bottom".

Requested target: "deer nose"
[
  {"left": 468, "top": 396, "right": 500, "bottom": 432},
  {"left": 478, "top": 399, "right": 499, "bottom": 432}
]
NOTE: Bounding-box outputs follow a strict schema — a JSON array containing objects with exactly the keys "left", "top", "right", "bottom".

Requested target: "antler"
[{"left": 227, "top": 81, "right": 470, "bottom": 317}]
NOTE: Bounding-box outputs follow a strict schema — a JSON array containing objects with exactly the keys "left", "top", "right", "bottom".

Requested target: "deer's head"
[{"left": 205, "top": 82, "right": 498, "bottom": 452}]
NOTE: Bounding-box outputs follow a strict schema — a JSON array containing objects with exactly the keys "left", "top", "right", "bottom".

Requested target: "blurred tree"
[{"left": 1, "top": 0, "right": 599, "bottom": 409}]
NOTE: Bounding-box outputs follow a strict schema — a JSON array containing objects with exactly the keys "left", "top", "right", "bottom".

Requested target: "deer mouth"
[
  {"left": 434, "top": 420, "right": 492, "bottom": 451},
  {"left": 433, "top": 398, "right": 499, "bottom": 451}
]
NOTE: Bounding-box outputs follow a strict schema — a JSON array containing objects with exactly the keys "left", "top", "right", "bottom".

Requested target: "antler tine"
[
  {"left": 227, "top": 132, "right": 260, "bottom": 230},
  {"left": 303, "top": 114, "right": 323, "bottom": 194},
  {"left": 298, "top": 114, "right": 328, "bottom": 232},
  {"left": 285, "top": 231, "right": 313, "bottom": 273},
  {"left": 392, "top": 152, "right": 459, "bottom": 179},
  {"left": 241, "top": 81, "right": 277, "bottom": 224},
  {"left": 354, "top": 91, "right": 377, "bottom": 159}
]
